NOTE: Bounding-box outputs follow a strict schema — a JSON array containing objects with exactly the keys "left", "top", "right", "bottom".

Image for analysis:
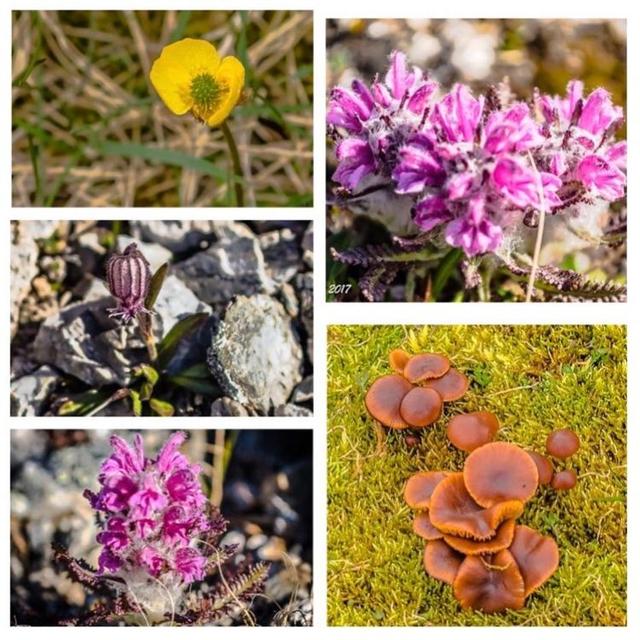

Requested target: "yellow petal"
[
  {"left": 150, "top": 38, "right": 222, "bottom": 115},
  {"left": 206, "top": 56, "right": 245, "bottom": 127}
]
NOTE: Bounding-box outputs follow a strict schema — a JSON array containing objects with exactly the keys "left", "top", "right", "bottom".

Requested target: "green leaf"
[
  {"left": 145, "top": 263, "right": 169, "bottom": 310},
  {"left": 56, "top": 389, "right": 112, "bottom": 416},
  {"left": 129, "top": 389, "right": 143, "bottom": 416},
  {"left": 93, "top": 140, "right": 243, "bottom": 182},
  {"left": 139, "top": 381, "right": 155, "bottom": 402},
  {"left": 169, "top": 10, "right": 192, "bottom": 41},
  {"left": 167, "top": 362, "right": 219, "bottom": 396},
  {"left": 157, "top": 313, "right": 209, "bottom": 370},
  {"left": 133, "top": 363, "right": 159, "bottom": 386},
  {"left": 431, "top": 249, "right": 463, "bottom": 301},
  {"left": 149, "top": 398, "right": 175, "bottom": 416}
]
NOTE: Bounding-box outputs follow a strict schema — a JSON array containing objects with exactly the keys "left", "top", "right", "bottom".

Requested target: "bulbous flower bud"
[{"left": 106, "top": 243, "right": 152, "bottom": 323}]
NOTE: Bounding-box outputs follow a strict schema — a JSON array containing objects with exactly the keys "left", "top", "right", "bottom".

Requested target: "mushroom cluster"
[
  {"left": 365, "top": 350, "right": 469, "bottom": 429},
  {"left": 405, "top": 442, "right": 560, "bottom": 613}
]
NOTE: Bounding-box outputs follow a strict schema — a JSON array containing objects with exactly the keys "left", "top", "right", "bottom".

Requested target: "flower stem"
[
  {"left": 221, "top": 121, "right": 245, "bottom": 206},
  {"left": 525, "top": 151, "right": 547, "bottom": 303}
]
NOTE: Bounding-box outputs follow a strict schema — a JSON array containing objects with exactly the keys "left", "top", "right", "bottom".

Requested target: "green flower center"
[{"left": 190, "top": 73, "right": 222, "bottom": 116}]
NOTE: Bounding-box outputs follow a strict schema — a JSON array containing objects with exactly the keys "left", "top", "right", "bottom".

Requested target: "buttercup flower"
[{"left": 150, "top": 38, "right": 244, "bottom": 127}]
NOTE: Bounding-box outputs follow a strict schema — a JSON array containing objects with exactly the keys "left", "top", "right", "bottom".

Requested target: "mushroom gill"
[
  {"left": 443, "top": 519, "right": 516, "bottom": 556},
  {"left": 429, "top": 473, "right": 524, "bottom": 541}
]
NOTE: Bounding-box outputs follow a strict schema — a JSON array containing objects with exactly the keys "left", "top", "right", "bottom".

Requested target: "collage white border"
[{"left": 3, "top": 0, "right": 636, "bottom": 637}]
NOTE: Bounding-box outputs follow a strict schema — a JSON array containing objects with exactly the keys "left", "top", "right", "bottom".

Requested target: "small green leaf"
[
  {"left": 431, "top": 249, "right": 463, "bottom": 301},
  {"left": 145, "top": 263, "right": 169, "bottom": 310},
  {"left": 139, "top": 381, "right": 154, "bottom": 402},
  {"left": 149, "top": 398, "right": 175, "bottom": 416},
  {"left": 57, "top": 389, "right": 111, "bottom": 416},
  {"left": 129, "top": 389, "right": 143, "bottom": 416},
  {"left": 167, "top": 362, "right": 219, "bottom": 396},
  {"left": 157, "top": 313, "right": 209, "bottom": 370},
  {"left": 133, "top": 363, "right": 159, "bottom": 386}
]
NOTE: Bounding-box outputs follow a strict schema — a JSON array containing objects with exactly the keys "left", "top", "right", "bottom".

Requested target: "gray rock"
[
  {"left": 10, "top": 365, "right": 61, "bottom": 416},
  {"left": 130, "top": 220, "right": 253, "bottom": 253},
  {"left": 115, "top": 235, "right": 171, "bottom": 272},
  {"left": 291, "top": 376, "right": 313, "bottom": 403},
  {"left": 278, "top": 282, "right": 299, "bottom": 317},
  {"left": 10, "top": 431, "right": 48, "bottom": 468},
  {"left": 173, "top": 235, "right": 274, "bottom": 305},
  {"left": 208, "top": 295, "right": 303, "bottom": 413},
  {"left": 294, "top": 272, "right": 314, "bottom": 364},
  {"left": 210, "top": 397, "right": 250, "bottom": 416},
  {"left": 259, "top": 228, "right": 301, "bottom": 284},
  {"left": 33, "top": 276, "right": 211, "bottom": 387},
  {"left": 10, "top": 221, "right": 58, "bottom": 337},
  {"left": 274, "top": 404, "right": 313, "bottom": 417},
  {"left": 302, "top": 223, "right": 313, "bottom": 269}
]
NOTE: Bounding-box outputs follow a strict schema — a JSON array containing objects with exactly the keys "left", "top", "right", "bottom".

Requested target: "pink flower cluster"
[
  {"left": 327, "top": 51, "right": 626, "bottom": 257},
  {"left": 84, "top": 432, "right": 210, "bottom": 585}
]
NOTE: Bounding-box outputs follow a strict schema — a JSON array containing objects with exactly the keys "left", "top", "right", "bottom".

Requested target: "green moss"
[{"left": 327, "top": 325, "right": 627, "bottom": 626}]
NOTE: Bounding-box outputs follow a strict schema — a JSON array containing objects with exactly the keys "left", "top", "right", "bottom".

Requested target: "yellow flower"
[{"left": 150, "top": 38, "right": 244, "bottom": 127}]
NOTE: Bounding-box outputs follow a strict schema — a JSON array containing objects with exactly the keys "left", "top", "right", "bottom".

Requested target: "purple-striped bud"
[{"left": 106, "top": 243, "right": 152, "bottom": 323}]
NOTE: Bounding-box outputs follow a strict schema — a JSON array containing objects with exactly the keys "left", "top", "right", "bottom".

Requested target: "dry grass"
[{"left": 12, "top": 10, "right": 313, "bottom": 207}]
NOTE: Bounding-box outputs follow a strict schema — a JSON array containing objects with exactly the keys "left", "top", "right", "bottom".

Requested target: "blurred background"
[
  {"left": 326, "top": 19, "right": 627, "bottom": 302},
  {"left": 12, "top": 10, "right": 313, "bottom": 207},
  {"left": 10, "top": 429, "right": 313, "bottom": 626}
]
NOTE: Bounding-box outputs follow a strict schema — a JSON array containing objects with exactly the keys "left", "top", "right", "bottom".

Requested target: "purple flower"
[
  {"left": 106, "top": 243, "right": 152, "bottom": 324},
  {"left": 491, "top": 158, "right": 539, "bottom": 209},
  {"left": 174, "top": 548, "right": 207, "bottom": 583},
  {"left": 327, "top": 82, "right": 374, "bottom": 133},
  {"left": 392, "top": 133, "right": 444, "bottom": 194},
  {"left": 87, "top": 431, "right": 212, "bottom": 585},
  {"left": 444, "top": 197, "right": 503, "bottom": 257},
  {"left": 433, "top": 84, "right": 483, "bottom": 144},
  {"left": 483, "top": 103, "right": 544, "bottom": 154},
  {"left": 413, "top": 196, "right": 452, "bottom": 232},
  {"left": 578, "top": 88, "right": 623, "bottom": 138},
  {"left": 576, "top": 155, "right": 626, "bottom": 201},
  {"left": 332, "top": 138, "right": 376, "bottom": 190}
]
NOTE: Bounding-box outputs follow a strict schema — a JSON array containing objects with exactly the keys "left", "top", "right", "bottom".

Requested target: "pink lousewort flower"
[
  {"left": 327, "top": 50, "right": 438, "bottom": 191},
  {"left": 106, "top": 243, "right": 152, "bottom": 323},
  {"left": 84, "top": 432, "right": 209, "bottom": 586},
  {"left": 328, "top": 55, "right": 627, "bottom": 258}
]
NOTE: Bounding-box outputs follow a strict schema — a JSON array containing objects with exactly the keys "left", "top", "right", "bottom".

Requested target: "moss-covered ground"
[{"left": 327, "top": 325, "right": 626, "bottom": 626}]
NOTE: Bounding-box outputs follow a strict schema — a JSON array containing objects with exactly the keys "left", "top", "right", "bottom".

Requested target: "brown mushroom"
[
  {"left": 404, "top": 471, "right": 448, "bottom": 509},
  {"left": 423, "top": 539, "right": 464, "bottom": 585},
  {"left": 453, "top": 550, "right": 525, "bottom": 612},
  {"left": 429, "top": 473, "right": 524, "bottom": 541},
  {"left": 446, "top": 411, "right": 499, "bottom": 453},
  {"left": 403, "top": 353, "right": 450, "bottom": 383},
  {"left": 413, "top": 511, "right": 443, "bottom": 540},
  {"left": 551, "top": 469, "right": 577, "bottom": 491},
  {"left": 464, "top": 442, "right": 539, "bottom": 508},
  {"left": 399, "top": 387, "right": 443, "bottom": 428},
  {"left": 423, "top": 368, "right": 470, "bottom": 401},
  {"left": 443, "top": 519, "right": 516, "bottom": 556},
  {"left": 389, "top": 348, "right": 411, "bottom": 374},
  {"left": 527, "top": 451, "right": 554, "bottom": 486},
  {"left": 546, "top": 429, "right": 580, "bottom": 459},
  {"left": 508, "top": 525, "right": 559, "bottom": 596},
  {"left": 364, "top": 374, "right": 413, "bottom": 429}
]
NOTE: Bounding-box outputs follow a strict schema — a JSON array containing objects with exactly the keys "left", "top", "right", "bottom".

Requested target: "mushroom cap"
[
  {"left": 389, "top": 348, "right": 411, "bottom": 374},
  {"left": 403, "top": 353, "right": 450, "bottom": 383},
  {"left": 423, "top": 539, "right": 464, "bottom": 585},
  {"left": 413, "top": 511, "right": 443, "bottom": 540},
  {"left": 399, "top": 387, "right": 443, "bottom": 428},
  {"left": 551, "top": 469, "right": 577, "bottom": 491},
  {"left": 527, "top": 450, "right": 554, "bottom": 486},
  {"left": 404, "top": 471, "right": 448, "bottom": 509},
  {"left": 546, "top": 429, "right": 580, "bottom": 459},
  {"left": 508, "top": 525, "right": 559, "bottom": 596},
  {"left": 446, "top": 411, "right": 499, "bottom": 453},
  {"left": 429, "top": 473, "right": 524, "bottom": 540},
  {"left": 443, "top": 519, "right": 516, "bottom": 556},
  {"left": 464, "top": 442, "right": 539, "bottom": 508},
  {"left": 364, "top": 374, "right": 413, "bottom": 429},
  {"left": 423, "top": 368, "right": 470, "bottom": 402},
  {"left": 453, "top": 550, "right": 525, "bottom": 613}
]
